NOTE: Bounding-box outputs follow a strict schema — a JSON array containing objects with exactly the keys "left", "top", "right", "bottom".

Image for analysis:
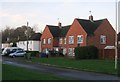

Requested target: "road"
[{"left": 2, "top": 56, "right": 120, "bottom": 81}]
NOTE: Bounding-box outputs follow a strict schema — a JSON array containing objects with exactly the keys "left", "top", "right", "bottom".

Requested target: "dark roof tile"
[
  {"left": 76, "top": 18, "right": 104, "bottom": 35},
  {"left": 59, "top": 25, "right": 71, "bottom": 37},
  {"left": 47, "top": 25, "right": 71, "bottom": 37},
  {"left": 29, "top": 33, "right": 42, "bottom": 41},
  {"left": 47, "top": 25, "right": 60, "bottom": 37}
]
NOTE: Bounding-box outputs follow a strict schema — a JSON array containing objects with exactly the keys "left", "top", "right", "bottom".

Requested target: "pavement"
[{"left": 2, "top": 56, "right": 120, "bottom": 81}]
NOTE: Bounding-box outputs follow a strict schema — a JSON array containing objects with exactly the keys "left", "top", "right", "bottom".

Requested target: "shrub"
[
  {"left": 49, "top": 50, "right": 64, "bottom": 57},
  {"left": 12, "top": 42, "right": 17, "bottom": 47},
  {"left": 74, "top": 46, "right": 98, "bottom": 59},
  {"left": 25, "top": 51, "right": 40, "bottom": 57}
]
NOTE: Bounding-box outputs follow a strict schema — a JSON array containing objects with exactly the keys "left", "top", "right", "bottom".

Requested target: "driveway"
[{"left": 2, "top": 56, "right": 120, "bottom": 81}]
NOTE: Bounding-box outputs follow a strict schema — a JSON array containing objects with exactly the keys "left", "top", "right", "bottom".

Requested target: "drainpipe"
[{"left": 86, "top": 34, "right": 88, "bottom": 46}]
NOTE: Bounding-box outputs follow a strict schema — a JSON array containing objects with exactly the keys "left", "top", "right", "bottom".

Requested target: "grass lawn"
[
  {"left": 2, "top": 64, "right": 66, "bottom": 80},
  {"left": 29, "top": 57, "right": 118, "bottom": 75}
]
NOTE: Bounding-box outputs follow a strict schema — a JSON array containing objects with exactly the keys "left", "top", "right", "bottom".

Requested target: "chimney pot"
[
  {"left": 58, "top": 22, "right": 62, "bottom": 28},
  {"left": 89, "top": 15, "right": 93, "bottom": 21}
]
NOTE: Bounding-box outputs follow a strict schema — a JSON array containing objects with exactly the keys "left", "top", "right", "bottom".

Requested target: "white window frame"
[
  {"left": 43, "top": 39, "right": 46, "bottom": 44},
  {"left": 59, "top": 38, "right": 62, "bottom": 44},
  {"left": 100, "top": 35, "right": 106, "bottom": 44},
  {"left": 77, "top": 35, "right": 83, "bottom": 44},
  {"left": 63, "top": 48, "right": 66, "bottom": 55},
  {"left": 68, "top": 48, "right": 74, "bottom": 56},
  {"left": 68, "top": 36, "right": 74, "bottom": 44},
  {"left": 64, "top": 38, "right": 66, "bottom": 44},
  {"left": 48, "top": 38, "right": 51, "bottom": 44}
]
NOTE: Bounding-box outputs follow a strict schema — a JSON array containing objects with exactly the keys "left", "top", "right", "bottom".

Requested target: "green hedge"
[
  {"left": 25, "top": 51, "right": 40, "bottom": 57},
  {"left": 74, "top": 46, "right": 98, "bottom": 59}
]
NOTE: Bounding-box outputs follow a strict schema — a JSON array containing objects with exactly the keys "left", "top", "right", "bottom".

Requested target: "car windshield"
[
  {"left": 16, "top": 51, "right": 24, "bottom": 53},
  {"left": 18, "top": 48, "right": 23, "bottom": 51},
  {"left": 11, "top": 49, "right": 17, "bottom": 53}
]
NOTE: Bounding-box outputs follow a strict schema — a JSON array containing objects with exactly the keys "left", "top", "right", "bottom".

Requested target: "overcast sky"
[
  {"left": 118, "top": 1, "right": 120, "bottom": 32},
  {"left": 0, "top": 0, "right": 119, "bottom": 32}
]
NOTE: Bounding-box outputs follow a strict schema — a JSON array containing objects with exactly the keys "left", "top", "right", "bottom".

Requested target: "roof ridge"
[
  {"left": 76, "top": 18, "right": 104, "bottom": 35},
  {"left": 61, "top": 25, "right": 71, "bottom": 28},
  {"left": 47, "top": 25, "right": 58, "bottom": 27},
  {"left": 47, "top": 24, "right": 71, "bottom": 37},
  {"left": 76, "top": 18, "right": 106, "bottom": 21}
]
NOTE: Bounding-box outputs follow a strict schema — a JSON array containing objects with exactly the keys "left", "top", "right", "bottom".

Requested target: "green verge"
[
  {"left": 2, "top": 64, "right": 66, "bottom": 80},
  {"left": 30, "top": 57, "right": 118, "bottom": 75}
]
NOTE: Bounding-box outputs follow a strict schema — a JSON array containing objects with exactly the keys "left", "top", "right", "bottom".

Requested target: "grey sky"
[
  {"left": 0, "top": 0, "right": 119, "bottom": 32},
  {"left": 118, "top": 1, "right": 120, "bottom": 32}
]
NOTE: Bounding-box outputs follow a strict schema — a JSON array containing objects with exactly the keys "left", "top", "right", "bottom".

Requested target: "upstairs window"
[
  {"left": 100, "top": 35, "right": 106, "bottom": 44},
  {"left": 77, "top": 35, "right": 83, "bottom": 44},
  {"left": 59, "top": 38, "right": 62, "bottom": 44},
  {"left": 48, "top": 38, "right": 51, "bottom": 44},
  {"left": 68, "top": 36, "right": 74, "bottom": 44},
  {"left": 43, "top": 39, "right": 46, "bottom": 44}
]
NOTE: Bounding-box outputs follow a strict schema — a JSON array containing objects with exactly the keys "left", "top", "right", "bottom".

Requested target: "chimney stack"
[
  {"left": 89, "top": 15, "right": 93, "bottom": 21},
  {"left": 58, "top": 22, "right": 62, "bottom": 28},
  {"left": 89, "top": 11, "right": 93, "bottom": 22}
]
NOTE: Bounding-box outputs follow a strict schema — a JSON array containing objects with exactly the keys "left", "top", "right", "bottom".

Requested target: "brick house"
[
  {"left": 41, "top": 15, "right": 116, "bottom": 59},
  {"left": 40, "top": 23, "right": 71, "bottom": 55},
  {"left": 118, "top": 32, "right": 120, "bottom": 58},
  {"left": 66, "top": 15, "right": 116, "bottom": 58}
]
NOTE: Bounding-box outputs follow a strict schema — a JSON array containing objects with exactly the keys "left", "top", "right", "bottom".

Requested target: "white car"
[
  {"left": 9, "top": 50, "right": 26, "bottom": 58},
  {"left": 2, "top": 47, "right": 24, "bottom": 56}
]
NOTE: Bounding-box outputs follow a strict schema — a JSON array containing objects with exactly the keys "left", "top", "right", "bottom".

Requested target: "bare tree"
[{"left": 2, "top": 25, "right": 36, "bottom": 43}]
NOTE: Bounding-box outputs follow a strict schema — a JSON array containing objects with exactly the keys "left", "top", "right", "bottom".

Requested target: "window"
[
  {"left": 59, "top": 38, "right": 62, "bottom": 44},
  {"left": 11, "top": 49, "right": 17, "bottom": 53},
  {"left": 100, "top": 35, "right": 106, "bottom": 44},
  {"left": 43, "top": 39, "right": 46, "bottom": 44},
  {"left": 64, "top": 38, "right": 66, "bottom": 44},
  {"left": 68, "top": 48, "right": 74, "bottom": 56},
  {"left": 48, "top": 38, "right": 51, "bottom": 44},
  {"left": 73, "top": 48, "right": 75, "bottom": 56},
  {"left": 18, "top": 48, "right": 23, "bottom": 52},
  {"left": 77, "top": 35, "right": 83, "bottom": 44},
  {"left": 68, "top": 36, "right": 74, "bottom": 44},
  {"left": 63, "top": 48, "right": 66, "bottom": 55}
]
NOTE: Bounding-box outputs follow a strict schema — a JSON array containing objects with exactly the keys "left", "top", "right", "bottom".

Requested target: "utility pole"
[{"left": 115, "top": 0, "right": 118, "bottom": 70}]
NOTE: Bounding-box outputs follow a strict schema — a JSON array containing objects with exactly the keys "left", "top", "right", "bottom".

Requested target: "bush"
[
  {"left": 25, "top": 51, "right": 40, "bottom": 57},
  {"left": 49, "top": 50, "right": 64, "bottom": 57},
  {"left": 12, "top": 42, "right": 17, "bottom": 47},
  {"left": 74, "top": 46, "right": 98, "bottom": 59}
]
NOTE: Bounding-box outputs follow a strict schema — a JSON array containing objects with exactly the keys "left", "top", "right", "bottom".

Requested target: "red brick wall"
[
  {"left": 103, "top": 48, "right": 120, "bottom": 59},
  {"left": 118, "top": 46, "right": 120, "bottom": 58},
  {"left": 40, "top": 26, "right": 53, "bottom": 51},
  {"left": 88, "top": 19, "right": 116, "bottom": 59},
  {"left": 66, "top": 19, "right": 87, "bottom": 56},
  {"left": 104, "top": 49, "right": 115, "bottom": 59},
  {"left": 59, "top": 37, "right": 67, "bottom": 47},
  {"left": 53, "top": 37, "right": 59, "bottom": 47}
]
